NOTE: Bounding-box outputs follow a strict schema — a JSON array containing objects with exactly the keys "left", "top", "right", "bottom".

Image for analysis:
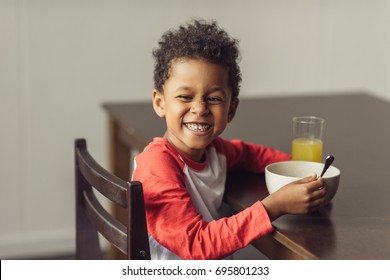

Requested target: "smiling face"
[{"left": 153, "top": 58, "right": 239, "bottom": 162}]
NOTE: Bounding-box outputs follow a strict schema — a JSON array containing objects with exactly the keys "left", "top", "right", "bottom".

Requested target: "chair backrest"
[{"left": 75, "top": 138, "right": 150, "bottom": 260}]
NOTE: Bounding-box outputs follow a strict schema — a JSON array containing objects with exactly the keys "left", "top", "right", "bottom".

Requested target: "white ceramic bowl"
[{"left": 265, "top": 161, "right": 341, "bottom": 204}]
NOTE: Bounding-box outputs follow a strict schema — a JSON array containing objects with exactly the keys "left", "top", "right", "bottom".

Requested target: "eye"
[
  {"left": 176, "top": 95, "right": 193, "bottom": 102},
  {"left": 207, "top": 96, "right": 224, "bottom": 104}
]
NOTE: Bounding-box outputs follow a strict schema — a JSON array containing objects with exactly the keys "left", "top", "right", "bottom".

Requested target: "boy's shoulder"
[
  {"left": 210, "top": 137, "right": 245, "bottom": 155},
  {"left": 138, "top": 137, "right": 178, "bottom": 158},
  {"left": 136, "top": 137, "right": 185, "bottom": 169},
  {"left": 133, "top": 138, "right": 188, "bottom": 185}
]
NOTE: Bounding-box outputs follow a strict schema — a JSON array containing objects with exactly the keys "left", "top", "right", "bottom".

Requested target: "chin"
[{"left": 184, "top": 140, "right": 209, "bottom": 151}]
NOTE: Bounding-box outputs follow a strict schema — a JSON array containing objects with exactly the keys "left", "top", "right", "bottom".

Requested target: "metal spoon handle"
[{"left": 320, "top": 155, "right": 335, "bottom": 177}]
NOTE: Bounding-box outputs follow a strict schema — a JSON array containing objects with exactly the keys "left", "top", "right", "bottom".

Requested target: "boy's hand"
[{"left": 262, "top": 175, "right": 326, "bottom": 221}]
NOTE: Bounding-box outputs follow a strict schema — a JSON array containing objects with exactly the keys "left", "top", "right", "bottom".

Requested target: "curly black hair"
[{"left": 153, "top": 19, "right": 242, "bottom": 100}]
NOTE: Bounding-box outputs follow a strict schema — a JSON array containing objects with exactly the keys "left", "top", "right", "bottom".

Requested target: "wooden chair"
[{"left": 75, "top": 138, "right": 150, "bottom": 260}]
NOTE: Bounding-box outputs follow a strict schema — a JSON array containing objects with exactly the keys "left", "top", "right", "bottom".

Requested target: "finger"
[
  {"left": 306, "top": 197, "right": 326, "bottom": 212},
  {"left": 311, "top": 197, "right": 326, "bottom": 209},
  {"left": 306, "top": 177, "right": 325, "bottom": 192},
  {"left": 309, "top": 187, "right": 327, "bottom": 201}
]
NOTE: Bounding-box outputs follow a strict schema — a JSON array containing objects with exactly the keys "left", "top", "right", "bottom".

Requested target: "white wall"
[{"left": 1, "top": 0, "right": 390, "bottom": 258}]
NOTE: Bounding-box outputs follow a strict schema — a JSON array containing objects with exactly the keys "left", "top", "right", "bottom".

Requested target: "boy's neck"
[{"left": 163, "top": 132, "right": 207, "bottom": 163}]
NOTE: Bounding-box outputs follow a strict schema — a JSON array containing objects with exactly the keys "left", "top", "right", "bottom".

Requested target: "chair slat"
[
  {"left": 83, "top": 189, "right": 127, "bottom": 255},
  {"left": 76, "top": 148, "right": 128, "bottom": 208}
]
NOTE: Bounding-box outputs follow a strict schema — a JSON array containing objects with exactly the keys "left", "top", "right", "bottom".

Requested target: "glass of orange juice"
[{"left": 292, "top": 116, "right": 325, "bottom": 162}]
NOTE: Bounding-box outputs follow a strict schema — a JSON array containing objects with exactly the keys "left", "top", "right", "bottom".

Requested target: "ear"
[
  {"left": 227, "top": 98, "right": 239, "bottom": 123},
  {"left": 152, "top": 89, "right": 166, "bottom": 118}
]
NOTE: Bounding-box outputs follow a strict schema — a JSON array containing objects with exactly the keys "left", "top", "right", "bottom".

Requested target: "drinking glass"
[{"left": 292, "top": 116, "right": 324, "bottom": 162}]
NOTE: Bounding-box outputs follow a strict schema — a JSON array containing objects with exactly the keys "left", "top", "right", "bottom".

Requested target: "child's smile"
[
  {"left": 152, "top": 58, "right": 238, "bottom": 162},
  {"left": 184, "top": 122, "right": 211, "bottom": 133}
]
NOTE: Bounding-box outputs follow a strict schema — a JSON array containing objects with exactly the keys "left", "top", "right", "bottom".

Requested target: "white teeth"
[{"left": 185, "top": 123, "right": 210, "bottom": 132}]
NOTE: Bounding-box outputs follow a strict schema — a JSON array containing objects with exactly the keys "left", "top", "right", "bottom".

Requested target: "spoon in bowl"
[{"left": 319, "top": 155, "right": 335, "bottom": 178}]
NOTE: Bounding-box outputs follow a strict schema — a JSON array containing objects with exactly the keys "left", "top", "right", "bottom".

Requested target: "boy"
[{"left": 132, "top": 19, "right": 325, "bottom": 260}]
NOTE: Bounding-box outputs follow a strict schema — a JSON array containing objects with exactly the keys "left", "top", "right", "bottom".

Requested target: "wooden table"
[{"left": 103, "top": 92, "right": 390, "bottom": 259}]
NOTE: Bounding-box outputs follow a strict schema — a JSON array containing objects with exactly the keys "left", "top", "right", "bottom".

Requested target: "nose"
[{"left": 190, "top": 99, "right": 209, "bottom": 115}]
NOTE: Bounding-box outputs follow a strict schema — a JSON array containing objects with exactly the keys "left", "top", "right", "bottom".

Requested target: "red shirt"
[{"left": 132, "top": 137, "right": 290, "bottom": 259}]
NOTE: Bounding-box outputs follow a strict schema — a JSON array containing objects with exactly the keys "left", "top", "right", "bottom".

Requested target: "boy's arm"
[
  {"left": 133, "top": 150, "right": 273, "bottom": 260},
  {"left": 142, "top": 176, "right": 273, "bottom": 260},
  {"left": 215, "top": 137, "right": 291, "bottom": 172}
]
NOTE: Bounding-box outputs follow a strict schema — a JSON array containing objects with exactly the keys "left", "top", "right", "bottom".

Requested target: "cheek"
[
  {"left": 171, "top": 101, "right": 185, "bottom": 110},
  {"left": 165, "top": 103, "right": 188, "bottom": 121},
  {"left": 213, "top": 109, "right": 230, "bottom": 126}
]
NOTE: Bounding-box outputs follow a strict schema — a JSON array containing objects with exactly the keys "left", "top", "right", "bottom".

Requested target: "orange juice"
[{"left": 292, "top": 138, "right": 323, "bottom": 162}]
